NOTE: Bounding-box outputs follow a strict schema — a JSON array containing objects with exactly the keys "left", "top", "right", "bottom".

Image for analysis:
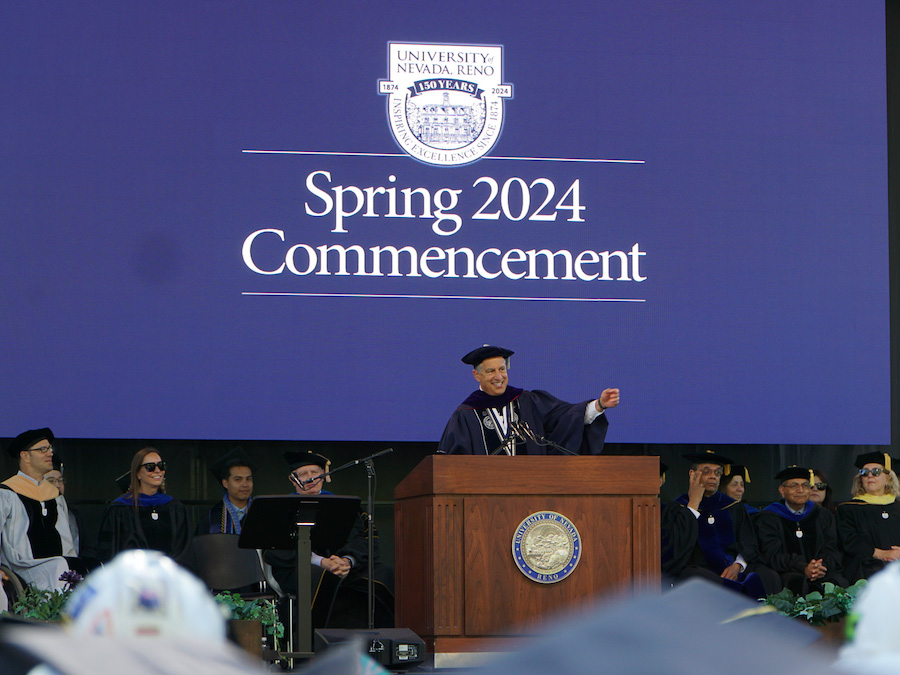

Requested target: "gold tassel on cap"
[
  {"left": 743, "top": 467, "right": 751, "bottom": 484},
  {"left": 884, "top": 453, "right": 892, "bottom": 474}
]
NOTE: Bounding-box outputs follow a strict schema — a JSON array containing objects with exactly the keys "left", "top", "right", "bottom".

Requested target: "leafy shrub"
[
  {"left": 214, "top": 590, "right": 284, "bottom": 638},
  {"left": 763, "top": 580, "right": 867, "bottom": 626}
]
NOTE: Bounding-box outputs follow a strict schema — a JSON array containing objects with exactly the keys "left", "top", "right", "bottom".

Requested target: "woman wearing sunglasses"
[
  {"left": 95, "top": 447, "right": 191, "bottom": 567},
  {"left": 836, "top": 451, "right": 900, "bottom": 582},
  {"left": 807, "top": 469, "right": 835, "bottom": 513}
]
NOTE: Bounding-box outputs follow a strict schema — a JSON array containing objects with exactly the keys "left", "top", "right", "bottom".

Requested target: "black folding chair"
[{"left": 192, "top": 534, "right": 293, "bottom": 661}]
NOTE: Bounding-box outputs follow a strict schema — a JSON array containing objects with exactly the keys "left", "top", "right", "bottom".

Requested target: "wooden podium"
[{"left": 394, "top": 455, "right": 660, "bottom": 660}]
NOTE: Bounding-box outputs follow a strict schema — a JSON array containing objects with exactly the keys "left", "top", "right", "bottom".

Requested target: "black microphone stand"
[
  {"left": 490, "top": 422, "right": 524, "bottom": 455},
  {"left": 364, "top": 459, "right": 376, "bottom": 629},
  {"left": 310, "top": 447, "right": 393, "bottom": 630},
  {"left": 314, "top": 447, "right": 394, "bottom": 483},
  {"left": 516, "top": 420, "right": 579, "bottom": 456}
]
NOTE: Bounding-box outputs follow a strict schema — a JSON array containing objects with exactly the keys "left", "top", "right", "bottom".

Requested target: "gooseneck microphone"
[{"left": 289, "top": 473, "right": 324, "bottom": 490}]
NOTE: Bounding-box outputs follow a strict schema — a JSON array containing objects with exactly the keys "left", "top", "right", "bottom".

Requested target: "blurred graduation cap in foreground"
[
  {"left": 0, "top": 627, "right": 259, "bottom": 675},
  {"left": 470, "top": 579, "right": 834, "bottom": 675}
]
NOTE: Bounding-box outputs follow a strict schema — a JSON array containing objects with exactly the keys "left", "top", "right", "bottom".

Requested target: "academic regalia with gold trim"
[
  {"left": 195, "top": 496, "right": 251, "bottom": 536},
  {"left": 0, "top": 473, "right": 84, "bottom": 589},
  {"left": 836, "top": 497, "right": 900, "bottom": 582}
]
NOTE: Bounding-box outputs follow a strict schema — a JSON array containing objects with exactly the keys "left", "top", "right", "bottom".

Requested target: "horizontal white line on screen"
[
  {"left": 242, "top": 291, "right": 646, "bottom": 302},
  {"left": 241, "top": 149, "right": 644, "bottom": 164}
]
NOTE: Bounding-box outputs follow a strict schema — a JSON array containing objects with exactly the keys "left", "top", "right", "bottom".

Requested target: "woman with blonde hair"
[
  {"left": 836, "top": 451, "right": 900, "bottom": 582},
  {"left": 95, "top": 447, "right": 191, "bottom": 567}
]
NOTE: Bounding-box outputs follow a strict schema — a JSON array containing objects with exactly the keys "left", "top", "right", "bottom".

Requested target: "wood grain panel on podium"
[
  {"left": 464, "top": 496, "right": 632, "bottom": 635},
  {"left": 394, "top": 455, "right": 657, "bottom": 498},
  {"left": 394, "top": 455, "right": 660, "bottom": 651}
]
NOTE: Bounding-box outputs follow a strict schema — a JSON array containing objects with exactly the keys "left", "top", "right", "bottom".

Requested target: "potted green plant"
[
  {"left": 214, "top": 591, "right": 285, "bottom": 658},
  {"left": 7, "top": 570, "right": 83, "bottom": 622},
  {"left": 762, "top": 580, "right": 866, "bottom": 642}
]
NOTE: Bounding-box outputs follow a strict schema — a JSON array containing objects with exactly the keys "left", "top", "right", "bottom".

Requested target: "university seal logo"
[
  {"left": 512, "top": 511, "right": 581, "bottom": 584},
  {"left": 379, "top": 42, "right": 513, "bottom": 167}
]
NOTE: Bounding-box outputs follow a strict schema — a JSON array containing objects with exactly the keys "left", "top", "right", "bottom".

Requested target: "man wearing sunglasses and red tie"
[
  {"left": 837, "top": 451, "right": 900, "bottom": 582},
  {"left": 0, "top": 428, "right": 84, "bottom": 591}
]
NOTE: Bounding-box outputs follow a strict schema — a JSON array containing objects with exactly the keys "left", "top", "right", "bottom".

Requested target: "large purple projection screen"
[{"left": 1, "top": 2, "right": 889, "bottom": 444}]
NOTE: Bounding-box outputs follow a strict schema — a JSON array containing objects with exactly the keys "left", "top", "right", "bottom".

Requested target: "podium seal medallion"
[{"left": 512, "top": 511, "right": 581, "bottom": 584}]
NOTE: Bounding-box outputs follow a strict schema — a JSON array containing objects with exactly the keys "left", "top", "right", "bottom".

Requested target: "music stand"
[{"left": 238, "top": 494, "right": 361, "bottom": 656}]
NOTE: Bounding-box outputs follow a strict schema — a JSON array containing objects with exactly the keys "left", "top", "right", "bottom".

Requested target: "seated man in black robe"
[
  {"left": 196, "top": 447, "right": 255, "bottom": 535},
  {"left": 0, "top": 428, "right": 84, "bottom": 590},
  {"left": 670, "top": 450, "right": 780, "bottom": 598},
  {"left": 264, "top": 451, "right": 394, "bottom": 629},
  {"left": 438, "top": 345, "right": 619, "bottom": 455},
  {"left": 756, "top": 466, "right": 847, "bottom": 595},
  {"left": 660, "top": 461, "right": 698, "bottom": 584}
]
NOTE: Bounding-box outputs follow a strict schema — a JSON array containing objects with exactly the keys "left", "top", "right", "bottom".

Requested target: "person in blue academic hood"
[
  {"left": 719, "top": 465, "right": 758, "bottom": 516},
  {"left": 670, "top": 450, "right": 780, "bottom": 598},
  {"left": 437, "top": 345, "right": 619, "bottom": 456},
  {"left": 95, "top": 447, "right": 192, "bottom": 569},
  {"left": 196, "top": 446, "right": 255, "bottom": 535},
  {"left": 755, "top": 466, "right": 847, "bottom": 596}
]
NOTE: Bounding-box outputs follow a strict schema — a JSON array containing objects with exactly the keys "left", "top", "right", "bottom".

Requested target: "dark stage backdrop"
[{"left": 0, "top": 1, "right": 890, "bottom": 445}]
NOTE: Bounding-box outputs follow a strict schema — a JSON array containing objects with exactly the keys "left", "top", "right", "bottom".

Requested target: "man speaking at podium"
[{"left": 437, "top": 345, "right": 619, "bottom": 455}]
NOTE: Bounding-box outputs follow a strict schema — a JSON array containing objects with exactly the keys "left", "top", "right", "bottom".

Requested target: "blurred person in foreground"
[{"left": 0, "top": 550, "right": 252, "bottom": 675}]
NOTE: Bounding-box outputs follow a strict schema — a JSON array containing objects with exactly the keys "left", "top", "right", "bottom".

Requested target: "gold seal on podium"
[{"left": 512, "top": 511, "right": 581, "bottom": 583}]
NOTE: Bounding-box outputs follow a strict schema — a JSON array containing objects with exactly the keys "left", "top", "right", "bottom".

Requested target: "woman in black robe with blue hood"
[{"left": 95, "top": 447, "right": 192, "bottom": 568}]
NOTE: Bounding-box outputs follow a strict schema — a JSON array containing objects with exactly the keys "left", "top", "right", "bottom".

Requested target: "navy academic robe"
[
  {"left": 671, "top": 491, "right": 781, "bottom": 596},
  {"left": 437, "top": 388, "right": 608, "bottom": 455}
]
